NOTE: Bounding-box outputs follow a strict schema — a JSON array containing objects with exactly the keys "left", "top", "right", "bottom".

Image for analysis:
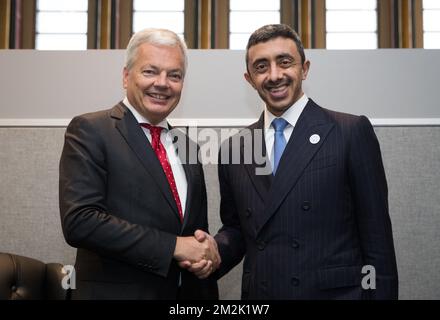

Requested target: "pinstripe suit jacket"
[{"left": 214, "top": 99, "right": 398, "bottom": 299}]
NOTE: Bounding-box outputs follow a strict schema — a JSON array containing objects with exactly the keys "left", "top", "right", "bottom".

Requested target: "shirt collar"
[
  {"left": 264, "top": 93, "right": 309, "bottom": 130},
  {"left": 123, "top": 96, "right": 169, "bottom": 130}
]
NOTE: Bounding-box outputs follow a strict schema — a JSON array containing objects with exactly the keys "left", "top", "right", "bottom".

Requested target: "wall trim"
[
  {"left": 1, "top": 118, "right": 440, "bottom": 128},
  {"left": 371, "top": 118, "right": 440, "bottom": 126}
]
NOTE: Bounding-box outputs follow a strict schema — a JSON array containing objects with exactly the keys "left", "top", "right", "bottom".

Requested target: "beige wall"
[{"left": 0, "top": 50, "right": 439, "bottom": 124}]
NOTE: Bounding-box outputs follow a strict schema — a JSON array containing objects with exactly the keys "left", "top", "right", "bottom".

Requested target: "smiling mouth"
[
  {"left": 268, "top": 85, "right": 288, "bottom": 93},
  {"left": 266, "top": 84, "right": 289, "bottom": 99},
  {"left": 146, "top": 92, "right": 170, "bottom": 101}
]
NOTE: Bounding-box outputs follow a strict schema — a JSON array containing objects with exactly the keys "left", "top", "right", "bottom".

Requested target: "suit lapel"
[
  {"left": 256, "top": 100, "right": 335, "bottom": 234},
  {"left": 112, "top": 102, "right": 181, "bottom": 223},
  {"left": 243, "top": 114, "right": 273, "bottom": 203}
]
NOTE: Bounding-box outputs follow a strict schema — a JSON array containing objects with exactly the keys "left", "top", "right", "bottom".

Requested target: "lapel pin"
[{"left": 309, "top": 134, "right": 320, "bottom": 144}]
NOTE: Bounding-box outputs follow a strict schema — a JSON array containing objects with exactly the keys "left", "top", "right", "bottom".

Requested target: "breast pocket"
[{"left": 304, "top": 155, "right": 336, "bottom": 173}]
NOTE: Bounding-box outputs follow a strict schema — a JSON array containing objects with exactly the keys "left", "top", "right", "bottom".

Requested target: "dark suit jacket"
[
  {"left": 59, "top": 102, "right": 218, "bottom": 299},
  {"left": 215, "top": 99, "right": 398, "bottom": 300}
]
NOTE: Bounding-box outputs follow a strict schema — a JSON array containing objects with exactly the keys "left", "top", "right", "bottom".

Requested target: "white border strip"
[
  {"left": 169, "top": 118, "right": 258, "bottom": 127},
  {"left": 371, "top": 118, "right": 440, "bottom": 126},
  {"left": 0, "top": 119, "right": 72, "bottom": 127},
  {"left": 1, "top": 118, "right": 440, "bottom": 127}
]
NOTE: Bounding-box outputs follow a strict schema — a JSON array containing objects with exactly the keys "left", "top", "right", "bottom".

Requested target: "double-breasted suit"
[
  {"left": 59, "top": 102, "right": 218, "bottom": 299},
  {"left": 215, "top": 99, "right": 398, "bottom": 299}
]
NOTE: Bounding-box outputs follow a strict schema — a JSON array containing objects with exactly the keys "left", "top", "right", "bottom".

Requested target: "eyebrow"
[
  {"left": 252, "top": 53, "right": 296, "bottom": 66},
  {"left": 276, "top": 53, "right": 295, "bottom": 61},
  {"left": 141, "top": 64, "right": 183, "bottom": 74},
  {"left": 168, "top": 68, "right": 183, "bottom": 74},
  {"left": 141, "top": 64, "right": 158, "bottom": 71}
]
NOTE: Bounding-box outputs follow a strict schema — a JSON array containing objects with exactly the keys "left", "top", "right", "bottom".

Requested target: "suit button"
[
  {"left": 11, "top": 285, "right": 17, "bottom": 292},
  {"left": 302, "top": 201, "right": 311, "bottom": 211},
  {"left": 291, "top": 277, "right": 300, "bottom": 286},
  {"left": 245, "top": 208, "right": 252, "bottom": 217},
  {"left": 257, "top": 241, "right": 266, "bottom": 250},
  {"left": 291, "top": 240, "right": 299, "bottom": 249}
]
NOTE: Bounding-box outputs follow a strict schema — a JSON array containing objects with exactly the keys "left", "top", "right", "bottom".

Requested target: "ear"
[
  {"left": 302, "top": 60, "right": 311, "bottom": 80},
  {"left": 244, "top": 72, "right": 257, "bottom": 90},
  {"left": 123, "top": 67, "right": 129, "bottom": 89}
]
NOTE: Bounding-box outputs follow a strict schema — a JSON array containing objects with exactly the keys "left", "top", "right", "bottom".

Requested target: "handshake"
[{"left": 173, "top": 230, "right": 221, "bottom": 279}]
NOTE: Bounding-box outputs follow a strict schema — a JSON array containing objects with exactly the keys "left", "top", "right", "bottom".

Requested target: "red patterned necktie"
[{"left": 141, "top": 123, "right": 183, "bottom": 223}]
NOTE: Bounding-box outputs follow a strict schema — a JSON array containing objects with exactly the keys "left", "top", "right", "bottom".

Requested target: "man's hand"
[
  {"left": 177, "top": 230, "right": 221, "bottom": 279},
  {"left": 174, "top": 235, "right": 209, "bottom": 263}
]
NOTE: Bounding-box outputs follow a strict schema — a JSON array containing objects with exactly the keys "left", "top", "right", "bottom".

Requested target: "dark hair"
[{"left": 246, "top": 24, "right": 305, "bottom": 70}]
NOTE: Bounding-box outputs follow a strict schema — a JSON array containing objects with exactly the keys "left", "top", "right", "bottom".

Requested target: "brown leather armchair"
[{"left": 0, "top": 252, "right": 69, "bottom": 300}]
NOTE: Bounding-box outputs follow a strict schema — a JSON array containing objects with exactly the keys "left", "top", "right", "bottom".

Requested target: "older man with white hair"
[{"left": 59, "top": 28, "right": 219, "bottom": 300}]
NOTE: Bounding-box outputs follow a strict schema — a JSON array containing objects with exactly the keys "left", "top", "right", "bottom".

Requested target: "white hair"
[{"left": 125, "top": 28, "right": 188, "bottom": 75}]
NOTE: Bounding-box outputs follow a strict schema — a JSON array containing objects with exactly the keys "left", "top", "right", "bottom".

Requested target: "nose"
[
  {"left": 154, "top": 71, "right": 168, "bottom": 88},
  {"left": 269, "top": 63, "right": 283, "bottom": 82}
]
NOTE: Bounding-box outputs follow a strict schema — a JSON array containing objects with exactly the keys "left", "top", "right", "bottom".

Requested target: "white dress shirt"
[
  {"left": 123, "top": 97, "right": 188, "bottom": 217},
  {"left": 264, "top": 93, "right": 309, "bottom": 171}
]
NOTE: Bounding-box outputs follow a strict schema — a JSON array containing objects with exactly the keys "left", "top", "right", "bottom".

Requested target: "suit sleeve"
[
  {"left": 59, "top": 116, "right": 176, "bottom": 278},
  {"left": 349, "top": 116, "right": 399, "bottom": 299},
  {"left": 214, "top": 143, "right": 246, "bottom": 279}
]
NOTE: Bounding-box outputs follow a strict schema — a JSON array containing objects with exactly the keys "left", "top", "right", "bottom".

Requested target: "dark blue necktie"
[{"left": 272, "top": 118, "right": 289, "bottom": 175}]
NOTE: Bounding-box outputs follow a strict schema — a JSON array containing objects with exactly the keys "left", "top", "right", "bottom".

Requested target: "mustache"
[{"left": 264, "top": 78, "right": 291, "bottom": 89}]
